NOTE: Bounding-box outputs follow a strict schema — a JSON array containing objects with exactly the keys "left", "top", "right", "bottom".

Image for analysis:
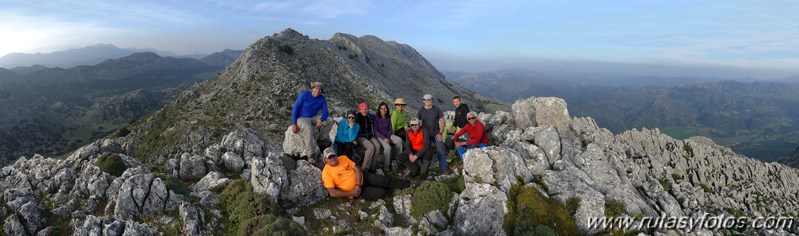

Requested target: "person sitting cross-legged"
[
  {"left": 453, "top": 111, "right": 488, "bottom": 161},
  {"left": 321, "top": 148, "right": 410, "bottom": 200}
]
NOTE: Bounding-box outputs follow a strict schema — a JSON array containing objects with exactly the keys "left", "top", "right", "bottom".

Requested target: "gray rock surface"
[
  {"left": 221, "top": 151, "right": 245, "bottom": 172},
  {"left": 190, "top": 171, "right": 230, "bottom": 192},
  {"left": 462, "top": 147, "right": 532, "bottom": 193},
  {"left": 178, "top": 153, "right": 207, "bottom": 180},
  {"left": 454, "top": 183, "right": 507, "bottom": 236},
  {"left": 282, "top": 160, "right": 327, "bottom": 205},
  {"left": 250, "top": 153, "right": 288, "bottom": 201}
]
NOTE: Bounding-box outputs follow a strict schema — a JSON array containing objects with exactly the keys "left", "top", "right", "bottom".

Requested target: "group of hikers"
[{"left": 290, "top": 82, "right": 489, "bottom": 200}]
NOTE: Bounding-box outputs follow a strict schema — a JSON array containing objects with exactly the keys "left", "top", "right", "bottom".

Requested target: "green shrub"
[
  {"left": 220, "top": 180, "right": 292, "bottom": 235},
  {"left": 410, "top": 182, "right": 452, "bottom": 219},
  {"left": 504, "top": 184, "right": 579, "bottom": 236},
  {"left": 94, "top": 153, "right": 127, "bottom": 177},
  {"left": 604, "top": 198, "right": 626, "bottom": 217},
  {"left": 237, "top": 214, "right": 305, "bottom": 236},
  {"left": 154, "top": 173, "right": 191, "bottom": 196}
]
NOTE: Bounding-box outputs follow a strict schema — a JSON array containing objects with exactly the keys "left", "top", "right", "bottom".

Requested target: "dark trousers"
[
  {"left": 398, "top": 150, "right": 433, "bottom": 176},
  {"left": 360, "top": 173, "right": 410, "bottom": 200},
  {"left": 334, "top": 141, "right": 355, "bottom": 159},
  {"left": 394, "top": 128, "right": 407, "bottom": 143}
]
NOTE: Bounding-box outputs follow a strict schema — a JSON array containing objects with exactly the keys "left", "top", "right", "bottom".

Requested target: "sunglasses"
[
  {"left": 468, "top": 117, "right": 476, "bottom": 120},
  {"left": 347, "top": 116, "right": 355, "bottom": 119},
  {"left": 410, "top": 124, "right": 420, "bottom": 126},
  {"left": 325, "top": 155, "right": 336, "bottom": 159}
]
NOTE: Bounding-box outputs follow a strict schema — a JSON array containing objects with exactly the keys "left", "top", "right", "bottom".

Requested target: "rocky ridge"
[
  {"left": 125, "top": 28, "right": 506, "bottom": 166},
  {"left": 2, "top": 96, "right": 797, "bottom": 235}
]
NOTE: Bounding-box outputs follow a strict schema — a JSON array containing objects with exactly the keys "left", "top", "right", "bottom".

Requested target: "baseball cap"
[
  {"left": 409, "top": 118, "right": 421, "bottom": 125},
  {"left": 422, "top": 94, "right": 433, "bottom": 100},
  {"left": 311, "top": 82, "right": 323, "bottom": 89},
  {"left": 323, "top": 147, "right": 336, "bottom": 158}
]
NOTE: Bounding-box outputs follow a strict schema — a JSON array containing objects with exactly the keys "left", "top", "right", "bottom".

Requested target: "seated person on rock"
[
  {"left": 321, "top": 148, "right": 410, "bottom": 200},
  {"left": 334, "top": 110, "right": 359, "bottom": 159},
  {"left": 398, "top": 118, "right": 434, "bottom": 178},
  {"left": 374, "top": 102, "right": 403, "bottom": 172},
  {"left": 390, "top": 98, "right": 408, "bottom": 141},
  {"left": 289, "top": 81, "right": 333, "bottom": 162},
  {"left": 453, "top": 111, "right": 488, "bottom": 161},
  {"left": 354, "top": 102, "right": 381, "bottom": 172}
]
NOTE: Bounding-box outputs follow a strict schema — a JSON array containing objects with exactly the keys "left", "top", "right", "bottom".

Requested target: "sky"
[{"left": 1, "top": 0, "right": 798, "bottom": 77}]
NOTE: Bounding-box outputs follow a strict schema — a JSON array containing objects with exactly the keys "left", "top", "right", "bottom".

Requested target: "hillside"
[
  {"left": 0, "top": 44, "right": 177, "bottom": 69},
  {"left": 450, "top": 71, "right": 799, "bottom": 161},
  {"left": 0, "top": 52, "right": 229, "bottom": 165},
  {"left": 124, "top": 28, "right": 506, "bottom": 166}
]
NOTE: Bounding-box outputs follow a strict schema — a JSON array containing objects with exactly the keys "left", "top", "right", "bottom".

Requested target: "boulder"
[
  {"left": 250, "top": 153, "right": 288, "bottom": 201},
  {"left": 454, "top": 183, "right": 507, "bottom": 236},
  {"left": 511, "top": 97, "right": 573, "bottom": 139},
  {"left": 190, "top": 172, "right": 230, "bottom": 192},
  {"left": 4, "top": 214, "right": 26, "bottom": 236},
  {"left": 178, "top": 153, "right": 207, "bottom": 180},
  {"left": 282, "top": 127, "right": 308, "bottom": 157},
  {"left": 462, "top": 147, "right": 533, "bottom": 193},
  {"left": 531, "top": 125, "right": 562, "bottom": 166},
  {"left": 221, "top": 152, "right": 245, "bottom": 172},
  {"left": 19, "top": 201, "right": 45, "bottom": 234},
  {"left": 114, "top": 173, "right": 171, "bottom": 220},
  {"left": 121, "top": 221, "right": 158, "bottom": 236},
  {"left": 221, "top": 128, "right": 267, "bottom": 159},
  {"left": 282, "top": 160, "right": 327, "bottom": 206},
  {"left": 180, "top": 202, "right": 204, "bottom": 236}
]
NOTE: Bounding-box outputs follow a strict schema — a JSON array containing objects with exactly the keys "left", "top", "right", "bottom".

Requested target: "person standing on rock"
[
  {"left": 321, "top": 148, "right": 410, "bottom": 200},
  {"left": 452, "top": 96, "right": 470, "bottom": 134},
  {"left": 453, "top": 111, "right": 488, "bottom": 161},
  {"left": 374, "top": 102, "right": 403, "bottom": 172},
  {"left": 355, "top": 102, "right": 381, "bottom": 173},
  {"left": 417, "top": 94, "right": 450, "bottom": 174},
  {"left": 290, "top": 82, "right": 332, "bottom": 162},
  {"left": 390, "top": 98, "right": 408, "bottom": 142},
  {"left": 398, "top": 118, "right": 433, "bottom": 177},
  {"left": 334, "top": 110, "right": 359, "bottom": 159}
]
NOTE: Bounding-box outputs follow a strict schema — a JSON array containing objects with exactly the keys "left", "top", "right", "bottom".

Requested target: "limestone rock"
[
  {"left": 190, "top": 171, "right": 230, "bottom": 192},
  {"left": 511, "top": 97, "right": 573, "bottom": 139},
  {"left": 282, "top": 160, "right": 327, "bottom": 206},
  {"left": 462, "top": 147, "right": 532, "bottom": 193},
  {"left": 221, "top": 128, "right": 267, "bottom": 160},
  {"left": 4, "top": 214, "right": 26, "bottom": 236},
  {"left": 221, "top": 151, "right": 245, "bottom": 172},
  {"left": 19, "top": 201, "right": 45, "bottom": 234},
  {"left": 113, "top": 172, "right": 171, "bottom": 220},
  {"left": 178, "top": 153, "right": 207, "bottom": 180},
  {"left": 454, "top": 183, "right": 507, "bottom": 236},
  {"left": 250, "top": 153, "right": 288, "bottom": 200},
  {"left": 531, "top": 125, "right": 561, "bottom": 166},
  {"left": 121, "top": 221, "right": 158, "bottom": 236},
  {"left": 180, "top": 202, "right": 204, "bottom": 236}
]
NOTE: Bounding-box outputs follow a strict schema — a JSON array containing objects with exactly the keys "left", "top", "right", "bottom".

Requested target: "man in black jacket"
[{"left": 452, "top": 96, "right": 470, "bottom": 134}]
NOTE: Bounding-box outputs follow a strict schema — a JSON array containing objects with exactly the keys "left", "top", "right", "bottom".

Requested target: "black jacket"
[{"left": 454, "top": 103, "right": 470, "bottom": 128}]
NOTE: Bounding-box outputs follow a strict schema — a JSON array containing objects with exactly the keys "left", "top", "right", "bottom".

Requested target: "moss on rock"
[
  {"left": 237, "top": 214, "right": 305, "bottom": 236},
  {"left": 411, "top": 181, "right": 452, "bottom": 219},
  {"left": 94, "top": 153, "right": 127, "bottom": 177},
  {"left": 504, "top": 183, "right": 579, "bottom": 236},
  {"left": 219, "top": 180, "right": 302, "bottom": 235}
]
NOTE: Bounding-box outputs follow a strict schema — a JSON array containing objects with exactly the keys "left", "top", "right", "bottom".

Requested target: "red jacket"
[{"left": 453, "top": 120, "right": 488, "bottom": 146}]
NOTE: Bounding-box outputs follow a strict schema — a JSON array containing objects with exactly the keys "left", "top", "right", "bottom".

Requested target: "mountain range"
[
  {"left": 0, "top": 44, "right": 230, "bottom": 69},
  {"left": 0, "top": 28, "right": 797, "bottom": 235},
  {"left": 448, "top": 69, "right": 799, "bottom": 162},
  {"left": 0, "top": 50, "right": 241, "bottom": 165}
]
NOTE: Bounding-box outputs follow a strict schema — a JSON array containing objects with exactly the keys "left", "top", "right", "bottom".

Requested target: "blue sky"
[{"left": 1, "top": 0, "right": 798, "bottom": 76}]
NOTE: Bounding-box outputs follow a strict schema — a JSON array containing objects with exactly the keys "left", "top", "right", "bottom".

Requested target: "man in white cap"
[
  {"left": 321, "top": 147, "right": 410, "bottom": 200},
  {"left": 416, "top": 94, "right": 450, "bottom": 174},
  {"left": 290, "top": 82, "right": 333, "bottom": 161}
]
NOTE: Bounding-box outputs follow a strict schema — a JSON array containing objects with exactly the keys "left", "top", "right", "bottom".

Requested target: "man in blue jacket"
[{"left": 290, "top": 82, "right": 332, "bottom": 161}]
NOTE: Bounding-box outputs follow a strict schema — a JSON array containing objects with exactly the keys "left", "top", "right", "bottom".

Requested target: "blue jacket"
[
  {"left": 335, "top": 120, "right": 360, "bottom": 143},
  {"left": 291, "top": 90, "right": 329, "bottom": 125}
]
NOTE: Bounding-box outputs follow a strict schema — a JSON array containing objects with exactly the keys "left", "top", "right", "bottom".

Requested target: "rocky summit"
[
  {"left": 2, "top": 29, "right": 798, "bottom": 235},
  {"left": 124, "top": 28, "right": 505, "bottom": 167},
  {"left": 2, "top": 96, "right": 797, "bottom": 235}
]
